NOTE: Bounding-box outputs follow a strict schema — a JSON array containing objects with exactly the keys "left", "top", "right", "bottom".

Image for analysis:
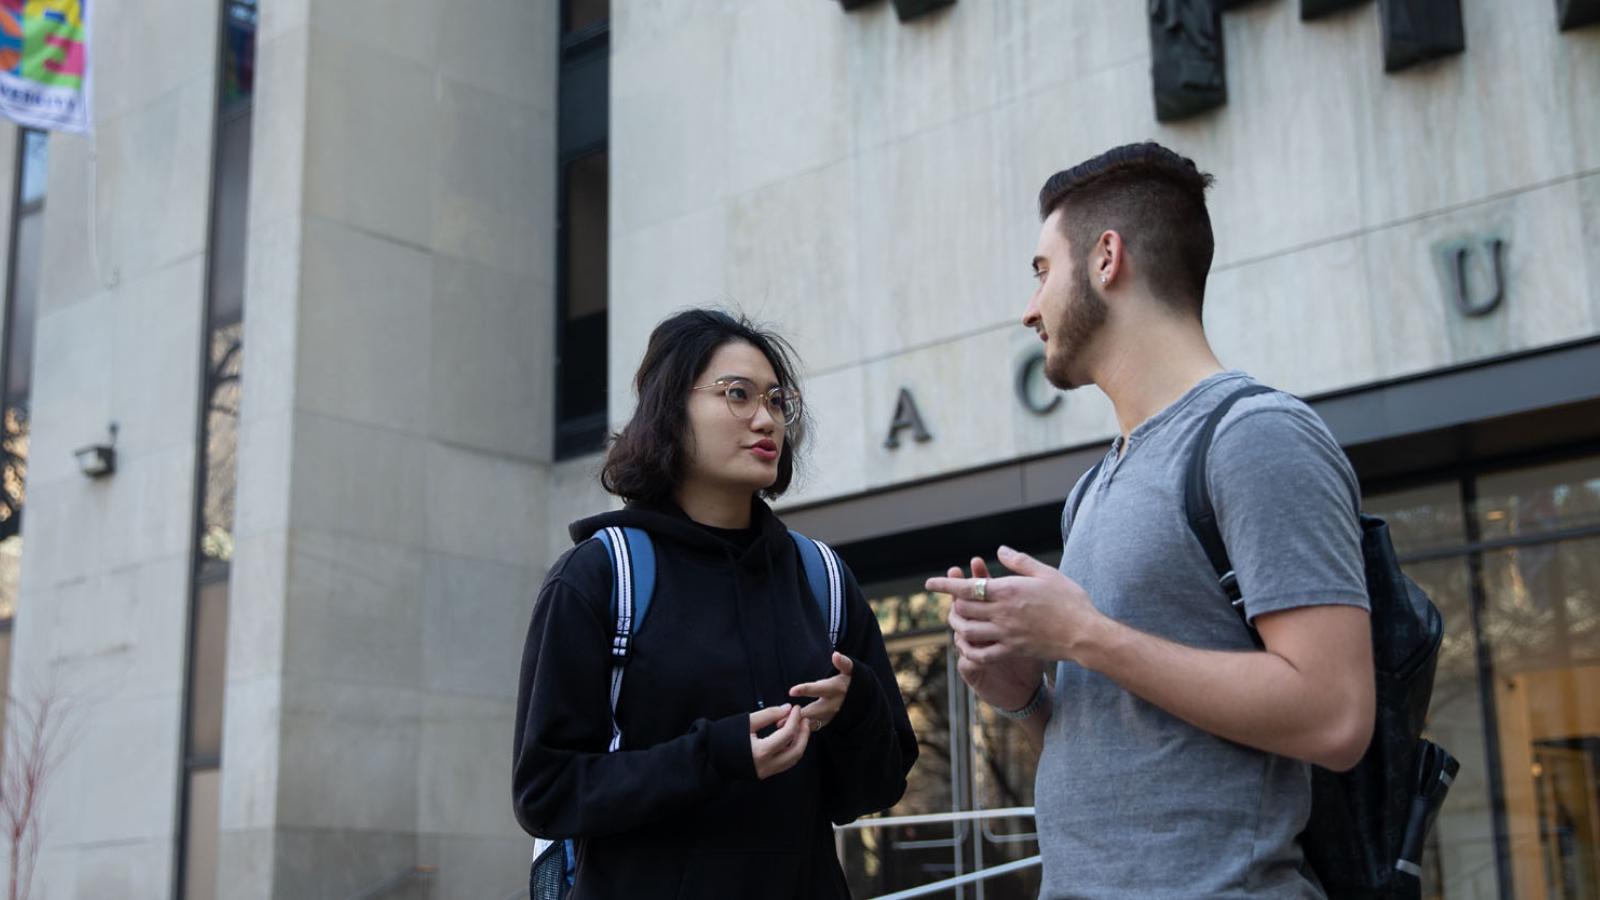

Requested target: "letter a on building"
[{"left": 0, "top": 0, "right": 91, "bottom": 133}]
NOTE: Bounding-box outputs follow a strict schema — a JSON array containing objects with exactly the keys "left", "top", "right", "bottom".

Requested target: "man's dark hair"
[
  {"left": 601, "top": 308, "right": 808, "bottom": 506},
  {"left": 1038, "top": 142, "right": 1216, "bottom": 315}
]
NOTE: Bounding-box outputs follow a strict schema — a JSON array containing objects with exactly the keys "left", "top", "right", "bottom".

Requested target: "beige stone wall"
[
  {"left": 217, "top": 2, "right": 562, "bottom": 897},
  {"left": 607, "top": 0, "right": 1600, "bottom": 509}
]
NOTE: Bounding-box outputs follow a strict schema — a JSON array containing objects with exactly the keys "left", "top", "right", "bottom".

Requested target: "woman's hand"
[
  {"left": 789, "top": 652, "right": 854, "bottom": 733},
  {"left": 749, "top": 704, "right": 811, "bottom": 780}
]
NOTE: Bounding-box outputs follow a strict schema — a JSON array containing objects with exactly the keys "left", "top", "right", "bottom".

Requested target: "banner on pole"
[{"left": 0, "top": 0, "right": 90, "bottom": 134}]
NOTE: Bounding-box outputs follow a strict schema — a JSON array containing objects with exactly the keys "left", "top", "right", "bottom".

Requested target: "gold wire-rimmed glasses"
[{"left": 691, "top": 377, "right": 803, "bottom": 427}]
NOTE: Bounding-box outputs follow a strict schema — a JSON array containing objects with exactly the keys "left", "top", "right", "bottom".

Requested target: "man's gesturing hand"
[
  {"left": 940, "top": 557, "right": 1045, "bottom": 711},
  {"left": 931, "top": 546, "right": 1107, "bottom": 667},
  {"left": 749, "top": 704, "right": 810, "bottom": 780}
]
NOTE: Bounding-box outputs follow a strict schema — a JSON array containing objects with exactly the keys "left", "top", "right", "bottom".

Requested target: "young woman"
[{"left": 513, "top": 309, "right": 917, "bottom": 898}]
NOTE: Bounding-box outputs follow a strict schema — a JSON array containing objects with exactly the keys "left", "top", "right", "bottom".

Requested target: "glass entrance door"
[{"left": 841, "top": 569, "right": 1049, "bottom": 899}]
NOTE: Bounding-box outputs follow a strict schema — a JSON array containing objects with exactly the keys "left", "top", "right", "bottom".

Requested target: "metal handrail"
[
  {"left": 867, "top": 856, "right": 1042, "bottom": 900},
  {"left": 833, "top": 806, "right": 1036, "bottom": 832},
  {"left": 837, "top": 807, "right": 1040, "bottom": 900}
]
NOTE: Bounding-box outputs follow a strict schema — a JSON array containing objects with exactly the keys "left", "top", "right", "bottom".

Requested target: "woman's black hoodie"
[{"left": 512, "top": 500, "right": 918, "bottom": 898}]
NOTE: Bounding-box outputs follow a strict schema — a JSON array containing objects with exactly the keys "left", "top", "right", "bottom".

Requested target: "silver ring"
[
  {"left": 809, "top": 719, "right": 821, "bottom": 732},
  {"left": 973, "top": 578, "right": 987, "bottom": 601}
]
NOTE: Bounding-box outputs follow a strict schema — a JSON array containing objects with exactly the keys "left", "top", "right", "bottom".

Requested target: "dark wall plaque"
[
  {"left": 1301, "top": 0, "right": 1369, "bottom": 20},
  {"left": 892, "top": 0, "right": 955, "bottom": 21},
  {"left": 1379, "top": 0, "right": 1465, "bottom": 71},
  {"left": 1150, "top": 0, "right": 1227, "bottom": 122},
  {"left": 1558, "top": 0, "right": 1600, "bottom": 30},
  {"left": 840, "top": 0, "right": 955, "bottom": 21}
]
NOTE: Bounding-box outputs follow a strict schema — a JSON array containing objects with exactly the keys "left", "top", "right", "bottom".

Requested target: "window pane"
[
  {"left": 1403, "top": 557, "right": 1500, "bottom": 900},
  {"left": 183, "top": 768, "right": 221, "bottom": 900},
  {"left": 222, "top": 1, "right": 256, "bottom": 106},
  {"left": 1365, "top": 481, "right": 1467, "bottom": 558},
  {"left": 557, "top": 150, "right": 609, "bottom": 448},
  {"left": 839, "top": 635, "right": 958, "bottom": 897},
  {"left": 1481, "top": 536, "right": 1600, "bottom": 674},
  {"left": 0, "top": 131, "right": 45, "bottom": 623},
  {"left": 1481, "top": 536, "right": 1600, "bottom": 899},
  {"left": 1475, "top": 456, "right": 1600, "bottom": 542},
  {"left": 17, "top": 130, "right": 45, "bottom": 206},
  {"left": 0, "top": 623, "right": 10, "bottom": 741},
  {"left": 565, "top": 0, "right": 608, "bottom": 32},
  {"left": 0, "top": 404, "right": 24, "bottom": 616},
  {"left": 188, "top": 578, "right": 230, "bottom": 760},
  {"left": 209, "top": 110, "right": 252, "bottom": 329},
  {"left": 865, "top": 574, "right": 950, "bottom": 637},
  {"left": 564, "top": 151, "right": 608, "bottom": 322},
  {"left": 7, "top": 204, "right": 43, "bottom": 402},
  {"left": 201, "top": 324, "right": 243, "bottom": 567},
  {"left": 851, "top": 560, "right": 1054, "bottom": 899}
]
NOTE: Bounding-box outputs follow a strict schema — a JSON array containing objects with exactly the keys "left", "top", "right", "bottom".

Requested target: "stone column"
[{"left": 218, "top": 2, "right": 560, "bottom": 898}]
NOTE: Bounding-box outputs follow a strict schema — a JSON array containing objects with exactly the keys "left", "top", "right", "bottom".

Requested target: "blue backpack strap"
[
  {"left": 561, "top": 527, "right": 658, "bottom": 890},
  {"left": 790, "top": 531, "right": 845, "bottom": 648},
  {"left": 618, "top": 527, "right": 657, "bottom": 637},
  {"left": 591, "top": 527, "right": 658, "bottom": 752}
]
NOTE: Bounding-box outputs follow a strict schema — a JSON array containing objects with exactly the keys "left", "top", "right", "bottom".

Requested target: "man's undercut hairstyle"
[
  {"left": 1038, "top": 142, "right": 1216, "bottom": 316},
  {"left": 601, "top": 308, "right": 808, "bottom": 506}
]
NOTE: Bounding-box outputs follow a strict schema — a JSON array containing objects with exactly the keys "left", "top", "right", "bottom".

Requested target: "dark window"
[
  {"left": 0, "top": 127, "right": 47, "bottom": 744},
  {"left": 177, "top": 3, "right": 254, "bottom": 897},
  {"left": 554, "top": 4, "right": 609, "bottom": 459},
  {"left": 4, "top": 130, "right": 44, "bottom": 405},
  {"left": 556, "top": 150, "right": 608, "bottom": 455},
  {"left": 564, "top": 0, "right": 609, "bottom": 35}
]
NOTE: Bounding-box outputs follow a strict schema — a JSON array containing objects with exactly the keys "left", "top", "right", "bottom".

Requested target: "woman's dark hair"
[{"left": 601, "top": 309, "right": 809, "bottom": 505}]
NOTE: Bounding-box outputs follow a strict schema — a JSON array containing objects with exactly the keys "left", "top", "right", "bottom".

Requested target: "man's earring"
[{"left": 1100, "top": 275, "right": 1108, "bottom": 285}]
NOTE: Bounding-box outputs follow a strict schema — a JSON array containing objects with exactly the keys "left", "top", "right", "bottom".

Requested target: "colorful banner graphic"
[{"left": 0, "top": 0, "right": 90, "bottom": 133}]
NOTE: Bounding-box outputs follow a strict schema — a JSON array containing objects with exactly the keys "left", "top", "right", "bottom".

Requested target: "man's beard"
[{"left": 1042, "top": 269, "right": 1107, "bottom": 390}]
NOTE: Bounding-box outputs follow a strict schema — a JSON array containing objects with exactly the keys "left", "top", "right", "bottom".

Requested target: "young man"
[{"left": 927, "top": 143, "right": 1374, "bottom": 899}]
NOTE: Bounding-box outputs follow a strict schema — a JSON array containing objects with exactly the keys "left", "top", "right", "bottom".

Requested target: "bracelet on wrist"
[{"left": 991, "top": 675, "right": 1049, "bottom": 721}]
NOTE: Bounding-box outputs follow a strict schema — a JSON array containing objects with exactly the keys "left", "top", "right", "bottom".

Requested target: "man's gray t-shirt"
[{"left": 1035, "top": 371, "right": 1368, "bottom": 899}]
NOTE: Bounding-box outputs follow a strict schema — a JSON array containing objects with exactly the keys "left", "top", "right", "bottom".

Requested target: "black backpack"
[{"left": 1072, "top": 384, "right": 1458, "bottom": 900}]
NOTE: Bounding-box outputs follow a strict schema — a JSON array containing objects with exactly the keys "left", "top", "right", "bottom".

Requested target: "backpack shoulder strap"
[
  {"left": 1184, "top": 384, "right": 1277, "bottom": 630},
  {"left": 789, "top": 531, "right": 845, "bottom": 648},
  {"left": 548, "top": 527, "right": 656, "bottom": 889},
  {"left": 591, "top": 526, "right": 657, "bottom": 752},
  {"left": 592, "top": 527, "right": 658, "bottom": 659}
]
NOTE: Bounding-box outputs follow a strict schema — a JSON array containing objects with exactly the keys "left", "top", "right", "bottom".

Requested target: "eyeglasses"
[{"left": 692, "top": 377, "right": 803, "bottom": 427}]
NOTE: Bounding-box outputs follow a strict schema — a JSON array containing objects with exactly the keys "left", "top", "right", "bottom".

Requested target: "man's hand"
[
  {"left": 940, "top": 557, "right": 1046, "bottom": 710},
  {"left": 749, "top": 704, "right": 810, "bottom": 780},
  {"left": 930, "top": 546, "right": 1108, "bottom": 667},
  {"left": 789, "top": 652, "right": 853, "bottom": 732}
]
